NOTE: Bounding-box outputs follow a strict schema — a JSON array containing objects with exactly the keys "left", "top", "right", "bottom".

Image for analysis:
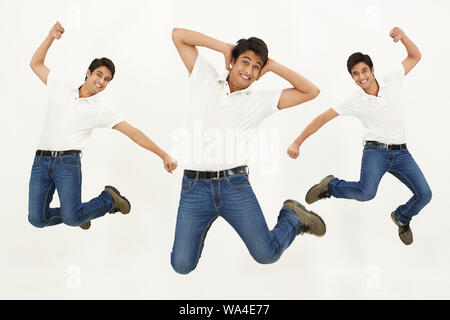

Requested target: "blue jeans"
[
  {"left": 28, "top": 155, "right": 114, "bottom": 228},
  {"left": 171, "top": 172, "right": 301, "bottom": 274},
  {"left": 328, "top": 145, "right": 432, "bottom": 224}
]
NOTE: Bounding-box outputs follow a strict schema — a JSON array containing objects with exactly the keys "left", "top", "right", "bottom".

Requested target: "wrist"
[
  {"left": 46, "top": 34, "right": 56, "bottom": 43},
  {"left": 159, "top": 150, "right": 169, "bottom": 160},
  {"left": 220, "top": 42, "right": 233, "bottom": 53}
]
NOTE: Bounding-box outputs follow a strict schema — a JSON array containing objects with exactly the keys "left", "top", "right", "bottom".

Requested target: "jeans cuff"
[
  {"left": 279, "top": 207, "right": 301, "bottom": 234},
  {"left": 100, "top": 190, "right": 114, "bottom": 212},
  {"left": 328, "top": 177, "right": 338, "bottom": 197},
  {"left": 395, "top": 209, "right": 410, "bottom": 224}
]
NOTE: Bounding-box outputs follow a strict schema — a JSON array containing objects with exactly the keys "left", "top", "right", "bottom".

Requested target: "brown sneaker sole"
[
  {"left": 105, "top": 186, "right": 131, "bottom": 214},
  {"left": 283, "top": 199, "right": 326, "bottom": 236},
  {"left": 305, "top": 175, "right": 334, "bottom": 204}
]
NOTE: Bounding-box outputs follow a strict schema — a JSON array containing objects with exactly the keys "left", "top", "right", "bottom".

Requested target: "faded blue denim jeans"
[
  {"left": 171, "top": 171, "right": 301, "bottom": 274},
  {"left": 328, "top": 145, "right": 432, "bottom": 224},
  {"left": 28, "top": 155, "right": 113, "bottom": 228}
]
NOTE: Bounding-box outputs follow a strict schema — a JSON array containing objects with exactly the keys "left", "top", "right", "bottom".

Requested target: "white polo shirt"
[
  {"left": 185, "top": 54, "right": 282, "bottom": 171},
  {"left": 333, "top": 64, "right": 406, "bottom": 144},
  {"left": 37, "top": 71, "right": 123, "bottom": 151}
]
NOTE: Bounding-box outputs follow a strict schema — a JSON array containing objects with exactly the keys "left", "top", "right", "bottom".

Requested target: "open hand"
[
  {"left": 223, "top": 43, "right": 235, "bottom": 71},
  {"left": 49, "top": 21, "right": 65, "bottom": 40},
  {"left": 257, "top": 58, "right": 273, "bottom": 80}
]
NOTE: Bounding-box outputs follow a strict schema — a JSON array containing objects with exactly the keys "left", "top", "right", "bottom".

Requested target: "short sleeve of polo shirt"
[
  {"left": 47, "top": 71, "right": 70, "bottom": 94},
  {"left": 254, "top": 90, "right": 283, "bottom": 119},
  {"left": 189, "top": 54, "right": 219, "bottom": 88},
  {"left": 383, "top": 64, "right": 406, "bottom": 88},
  {"left": 97, "top": 106, "right": 123, "bottom": 129},
  {"left": 333, "top": 96, "right": 357, "bottom": 116}
]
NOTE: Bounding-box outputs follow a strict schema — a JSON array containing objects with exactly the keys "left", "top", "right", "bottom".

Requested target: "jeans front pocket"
[
  {"left": 181, "top": 176, "right": 196, "bottom": 193},
  {"left": 32, "top": 155, "right": 42, "bottom": 167},
  {"left": 226, "top": 173, "right": 251, "bottom": 189},
  {"left": 60, "top": 155, "right": 81, "bottom": 168}
]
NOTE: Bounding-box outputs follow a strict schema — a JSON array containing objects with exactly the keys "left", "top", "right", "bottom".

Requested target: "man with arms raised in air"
[
  {"left": 288, "top": 27, "right": 431, "bottom": 245},
  {"left": 28, "top": 22, "right": 177, "bottom": 230}
]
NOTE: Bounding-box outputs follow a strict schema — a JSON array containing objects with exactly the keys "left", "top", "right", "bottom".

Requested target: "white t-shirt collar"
[
  {"left": 216, "top": 71, "right": 254, "bottom": 95},
  {"left": 74, "top": 83, "right": 102, "bottom": 104},
  {"left": 356, "top": 77, "right": 387, "bottom": 99}
]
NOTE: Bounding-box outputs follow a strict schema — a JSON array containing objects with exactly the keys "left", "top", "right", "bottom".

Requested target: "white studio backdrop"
[{"left": 0, "top": 0, "right": 449, "bottom": 299}]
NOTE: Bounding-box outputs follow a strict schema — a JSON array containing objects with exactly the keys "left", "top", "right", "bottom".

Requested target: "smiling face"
[
  {"left": 84, "top": 66, "right": 113, "bottom": 95},
  {"left": 350, "top": 62, "right": 377, "bottom": 92},
  {"left": 228, "top": 50, "right": 263, "bottom": 92}
]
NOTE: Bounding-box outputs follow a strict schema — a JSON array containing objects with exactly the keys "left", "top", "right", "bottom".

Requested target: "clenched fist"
[
  {"left": 389, "top": 27, "right": 405, "bottom": 43},
  {"left": 163, "top": 155, "right": 178, "bottom": 173},
  {"left": 49, "top": 21, "right": 65, "bottom": 40},
  {"left": 287, "top": 142, "right": 301, "bottom": 159}
]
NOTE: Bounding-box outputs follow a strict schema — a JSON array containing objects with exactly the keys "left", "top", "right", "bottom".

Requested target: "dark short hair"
[
  {"left": 347, "top": 52, "right": 373, "bottom": 74},
  {"left": 85, "top": 57, "right": 115, "bottom": 80},
  {"left": 232, "top": 37, "right": 268, "bottom": 67}
]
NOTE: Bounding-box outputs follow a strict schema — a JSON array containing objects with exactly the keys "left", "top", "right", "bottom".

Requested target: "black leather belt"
[
  {"left": 364, "top": 141, "right": 407, "bottom": 150},
  {"left": 36, "top": 150, "right": 82, "bottom": 157},
  {"left": 184, "top": 166, "right": 249, "bottom": 179}
]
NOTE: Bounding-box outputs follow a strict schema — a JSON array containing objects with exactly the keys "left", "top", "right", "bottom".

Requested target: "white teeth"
[{"left": 240, "top": 74, "right": 250, "bottom": 80}]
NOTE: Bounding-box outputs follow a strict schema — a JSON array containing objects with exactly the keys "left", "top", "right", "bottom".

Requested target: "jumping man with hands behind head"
[{"left": 170, "top": 27, "right": 325, "bottom": 274}]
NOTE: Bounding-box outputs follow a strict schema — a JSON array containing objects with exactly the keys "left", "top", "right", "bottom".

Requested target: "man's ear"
[{"left": 371, "top": 67, "right": 375, "bottom": 75}]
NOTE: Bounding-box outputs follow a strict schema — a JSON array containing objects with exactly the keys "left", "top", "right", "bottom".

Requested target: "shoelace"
[
  {"left": 109, "top": 205, "right": 119, "bottom": 214},
  {"left": 299, "top": 223, "right": 311, "bottom": 235},
  {"left": 319, "top": 191, "right": 331, "bottom": 200},
  {"left": 399, "top": 224, "right": 410, "bottom": 234}
]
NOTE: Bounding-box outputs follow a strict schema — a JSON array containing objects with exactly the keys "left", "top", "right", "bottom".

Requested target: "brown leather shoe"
[
  {"left": 80, "top": 221, "right": 91, "bottom": 230},
  {"left": 283, "top": 199, "right": 326, "bottom": 236},
  {"left": 391, "top": 211, "right": 413, "bottom": 245},
  {"left": 105, "top": 186, "right": 131, "bottom": 214},
  {"left": 305, "top": 175, "right": 334, "bottom": 204}
]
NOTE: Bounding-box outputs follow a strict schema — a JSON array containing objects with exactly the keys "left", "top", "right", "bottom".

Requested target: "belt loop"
[{"left": 195, "top": 171, "right": 199, "bottom": 180}]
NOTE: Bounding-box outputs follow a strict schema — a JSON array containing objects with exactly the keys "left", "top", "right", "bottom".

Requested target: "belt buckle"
[
  {"left": 211, "top": 171, "right": 220, "bottom": 180},
  {"left": 51, "top": 151, "right": 58, "bottom": 158}
]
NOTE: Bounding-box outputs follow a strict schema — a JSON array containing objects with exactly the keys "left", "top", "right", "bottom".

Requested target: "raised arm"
[
  {"left": 389, "top": 27, "right": 422, "bottom": 76},
  {"left": 113, "top": 121, "right": 178, "bottom": 173},
  {"left": 287, "top": 108, "right": 338, "bottom": 159},
  {"left": 29, "top": 22, "right": 65, "bottom": 85},
  {"left": 258, "top": 58, "right": 320, "bottom": 110},
  {"left": 171, "top": 28, "right": 235, "bottom": 74}
]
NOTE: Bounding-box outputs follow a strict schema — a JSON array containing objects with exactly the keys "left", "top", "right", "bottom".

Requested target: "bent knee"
[
  {"left": 251, "top": 250, "right": 281, "bottom": 265},
  {"left": 356, "top": 188, "right": 377, "bottom": 202},
  {"left": 418, "top": 188, "right": 432, "bottom": 205},
  {"left": 28, "top": 214, "right": 46, "bottom": 228},
  {"left": 171, "top": 256, "right": 197, "bottom": 275}
]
